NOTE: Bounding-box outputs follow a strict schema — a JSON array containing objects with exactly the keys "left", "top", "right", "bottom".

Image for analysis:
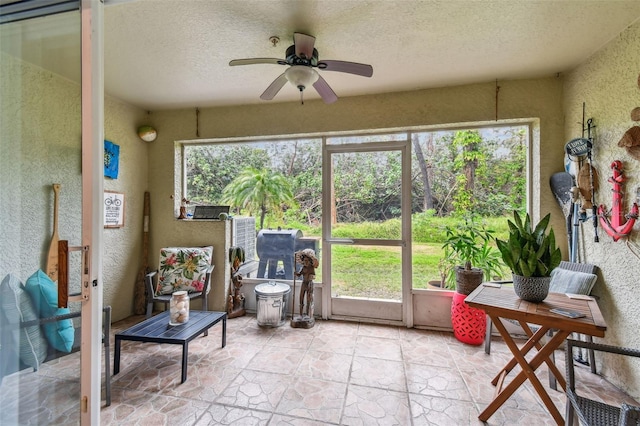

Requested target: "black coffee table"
[{"left": 114, "top": 310, "right": 226, "bottom": 383}]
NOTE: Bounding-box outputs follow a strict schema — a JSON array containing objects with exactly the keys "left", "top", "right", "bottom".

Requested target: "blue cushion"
[
  {"left": 549, "top": 267, "right": 597, "bottom": 295},
  {"left": 0, "top": 274, "right": 48, "bottom": 369},
  {"left": 24, "top": 270, "right": 75, "bottom": 353}
]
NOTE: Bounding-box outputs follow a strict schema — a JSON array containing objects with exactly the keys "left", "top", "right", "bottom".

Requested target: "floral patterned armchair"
[{"left": 145, "top": 246, "right": 214, "bottom": 319}]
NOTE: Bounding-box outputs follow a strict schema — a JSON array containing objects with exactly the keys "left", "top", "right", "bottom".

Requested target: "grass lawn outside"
[
  {"left": 268, "top": 214, "right": 510, "bottom": 300},
  {"left": 329, "top": 242, "right": 443, "bottom": 300}
]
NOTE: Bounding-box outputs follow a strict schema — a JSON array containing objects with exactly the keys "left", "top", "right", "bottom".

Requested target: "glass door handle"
[{"left": 326, "top": 239, "right": 354, "bottom": 244}]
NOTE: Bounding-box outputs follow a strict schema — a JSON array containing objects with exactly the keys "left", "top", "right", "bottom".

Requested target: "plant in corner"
[
  {"left": 495, "top": 210, "right": 562, "bottom": 302},
  {"left": 441, "top": 215, "right": 505, "bottom": 295}
]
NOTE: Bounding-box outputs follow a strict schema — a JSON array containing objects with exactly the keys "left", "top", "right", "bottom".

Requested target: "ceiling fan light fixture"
[
  {"left": 230, "top": 32, "right": 372, "bottom": 104},
  {"left": 285, "top": 65, "right": 318, "bottom": 91}
]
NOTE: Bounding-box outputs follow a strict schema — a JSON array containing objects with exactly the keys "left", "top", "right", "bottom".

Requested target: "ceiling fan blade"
[
  {"left": 294, "top": 32, "right": 316, "bottom": 59},
  {"left": 318, "top": 60, "right": 373, "bottom": 77},
  {"left": 260, "top": 73, "right": 288, "bottom": 100},
  {"left": 229, "top": 58, "right": 284, "bottom": 66},
  {"left": 312, "top": 75, "right": 338, "bottom": 104}
]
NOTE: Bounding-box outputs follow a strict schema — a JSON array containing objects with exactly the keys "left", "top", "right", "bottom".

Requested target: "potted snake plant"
[{"left": 495, "top": 210, "right": 562, "bottom": 302}]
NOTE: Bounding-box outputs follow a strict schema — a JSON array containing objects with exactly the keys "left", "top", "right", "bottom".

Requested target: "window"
[{"left": 180, "top": 123, "right": 529, "bottom": 290}]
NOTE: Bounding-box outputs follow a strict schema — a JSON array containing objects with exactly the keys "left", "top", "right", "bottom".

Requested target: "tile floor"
[{"left": 1, "top": 313, "right": 638, "bottom": 425}]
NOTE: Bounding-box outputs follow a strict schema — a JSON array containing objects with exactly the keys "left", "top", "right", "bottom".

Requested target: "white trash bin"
[{"left": 254, "top": 281, "right": 291, "bottom": 327}]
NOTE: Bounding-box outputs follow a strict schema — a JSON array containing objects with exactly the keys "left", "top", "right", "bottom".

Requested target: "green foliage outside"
[
  {"left": 451, "top": 130, "right": 485, "bottom": 214},
  {"left": 185, "top": 128, "right": 527, "bottom": 224},
  {"left": 184, "top": 127, "right": 526, "bottom": 298},
  {"left": 220, "top": 167, "right": 295, "bottom": 230}
]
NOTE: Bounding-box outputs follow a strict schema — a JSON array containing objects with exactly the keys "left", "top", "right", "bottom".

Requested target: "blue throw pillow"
[
  {"left": 0, "top": 274, "right": 48, "bottom": 369},
  {"left": 24, "top": 270, "right": 75, "bottom": 353}
]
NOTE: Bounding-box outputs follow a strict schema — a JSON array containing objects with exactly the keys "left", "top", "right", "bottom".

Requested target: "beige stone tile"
[
  {"left": 354, "top": 335, "right": 403, "bottom": 361},
  {"left": 265, "top": 329, "right": 315, "bottom": 350},
  {"left": 405, "top": 361, "right": 473, "bottom": 401},
  {"left": 0, "top": 376, "right": 80, "bottom": 425},
  {"left": 410, "top": 393, "right": 483, "bottom": 425},
  {"left": 341, "top": 384, "right": 411, "bottom": 425},
  {"left": 357, "top": 323, "right": 401, "bottom": 340},
  {"left": 228, "top": 319, "right": 278, "bottom": 345},
  {"left": 275, "top": 377, "right": 347, "bottom": 424},
  {"left": 474, "top": 406, "right": 561, "bottom": 426},
  {"left": 398, "top": 327, "right": 451, "bottom": 344},
  {"left": 295, "top": 350, "right": 352, "bottom": 383},
  {"left": 215, "top": 369, "right": 292, "bottom": 412},
  {"left": 313, "top": 319, "right": 359, "bottom": 337},
  {"left": 196, "top": 341, "right": 263, "bottom": 370},
  {"left": 350, "top": 356, "right": 407, "bottom": 391},
  {"left": 308, "top": 333, "right": 356, "bottom": 355},
  {"left": 112, "top": 350, "right": 206, "bottom": 392},
  {"left": 269, "top": 414, "right": 333, "bottom": 425},
  {"left": 158, "top": 363, "right": 242, "bottom": 402},
  {"left": 244, "top": 346, "right": 306, "bottom": 375},
  {"left": 400, "top": 338, "right": 457, "bottom": 368},
  {"left": 100, "top": 392, "right": 209, "bottom": 425},
  {"left": 457, "top": 360, "right": 547, "bottom": 412},
  {"left": 194, "top": 403, "right": 272, "bottom": 425},
  {"left": 4, "top": 315, "right": 639, "bottom": 426}
]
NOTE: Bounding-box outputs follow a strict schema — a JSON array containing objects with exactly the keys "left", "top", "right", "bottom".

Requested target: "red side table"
[{"left": 451, "top": 291, "right": 486, "bottom": 345}]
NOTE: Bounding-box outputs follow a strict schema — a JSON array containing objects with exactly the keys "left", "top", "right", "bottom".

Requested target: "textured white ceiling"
[{"left": 3, "top": 0, "right": 640, "bottom": 110}]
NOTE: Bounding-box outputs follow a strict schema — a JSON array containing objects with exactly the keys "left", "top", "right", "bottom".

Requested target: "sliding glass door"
[{"left": 0, "top": 1, "right": 104, "bottom": 424}]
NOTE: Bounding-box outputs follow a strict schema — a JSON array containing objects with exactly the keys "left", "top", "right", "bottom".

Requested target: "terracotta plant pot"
[{"left": 427, "top": 280, "right": 445, "bottom": 290}]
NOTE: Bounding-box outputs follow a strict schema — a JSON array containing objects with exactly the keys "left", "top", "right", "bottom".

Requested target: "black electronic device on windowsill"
[{"left": 192, "top": 205, "right": 230, "bottom": 220}]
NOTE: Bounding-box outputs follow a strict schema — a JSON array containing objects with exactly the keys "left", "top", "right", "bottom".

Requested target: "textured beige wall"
[
  {"left": 1, "top": 52, "right": 82, "bottom": 280},
  {"left": 563, "top": 22, "right": 640, "bottom": 398},
  {"left": 102, "top": 97, "right": 150, "bottom": 320},
  {"left": 149, "top": 78, "right": 565, "bottom": 312},
  {"left": 0, "top": 52, "right": 148, "bottom": 322}
]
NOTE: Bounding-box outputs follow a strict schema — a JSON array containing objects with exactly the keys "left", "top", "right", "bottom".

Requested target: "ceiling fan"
[{"left": 229, "top": 32, "right": 373, "bottom": 104}]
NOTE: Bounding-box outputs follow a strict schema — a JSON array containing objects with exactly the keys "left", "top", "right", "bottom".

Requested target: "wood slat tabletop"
[{"left": 465, "top": 284, "right": 607, "bottom": 337}]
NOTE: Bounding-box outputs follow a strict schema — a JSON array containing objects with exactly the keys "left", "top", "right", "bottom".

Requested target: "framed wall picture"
[{"left": 104, "top": 191, "right": 125, "bottom": 228}]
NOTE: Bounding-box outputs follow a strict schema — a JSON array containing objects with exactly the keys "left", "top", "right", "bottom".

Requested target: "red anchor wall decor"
[{"left": 597, "top": 160, "right": 639, "bottom": 241}]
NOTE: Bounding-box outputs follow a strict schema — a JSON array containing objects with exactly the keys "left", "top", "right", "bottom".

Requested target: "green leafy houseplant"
[
  {"left": 495, "top": 211, "right": 562, "bottom": 277},
  {"left": 440, "top": 216, "right": 505, "bottom": 291}
]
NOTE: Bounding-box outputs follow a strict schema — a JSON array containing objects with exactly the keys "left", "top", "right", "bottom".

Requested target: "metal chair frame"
[
  {"left": 145, "top": 265, "right": 213, "bottom": 315},
  {"left": 566, "top": 339, "right": 640, "bottom": 426}
]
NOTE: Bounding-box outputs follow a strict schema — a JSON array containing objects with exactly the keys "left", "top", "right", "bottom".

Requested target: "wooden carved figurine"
[
  {"left": 291, "top": 248, "right": 319, "bottom": 329},
  {"left": 227, "top": 246, "right": 246, "bottom": 318}
]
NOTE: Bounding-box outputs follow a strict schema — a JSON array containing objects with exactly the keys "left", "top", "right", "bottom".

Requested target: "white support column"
[
  {"left": 401, "top": 136, "right": 413, "bottom": 328},
  {"left": 80, "top": 0, "right": 104, "bottom": 424}
]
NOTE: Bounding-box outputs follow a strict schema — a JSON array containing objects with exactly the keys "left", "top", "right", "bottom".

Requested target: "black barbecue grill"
[
  {"left": 256, "top": 229, "right": 321, "bottom": 280},
  {"left": 256, "top": 229, "right": 301, "bottom": 279}
]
